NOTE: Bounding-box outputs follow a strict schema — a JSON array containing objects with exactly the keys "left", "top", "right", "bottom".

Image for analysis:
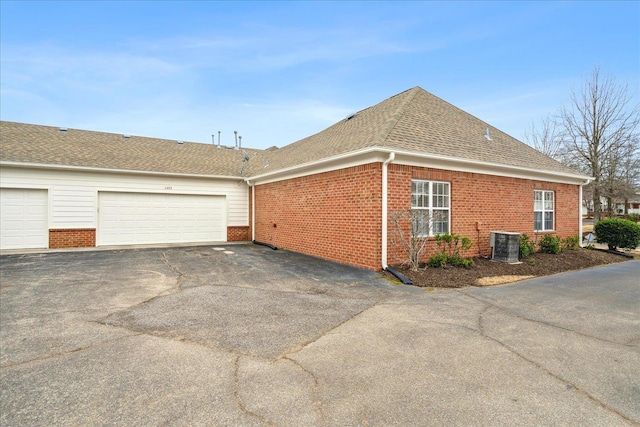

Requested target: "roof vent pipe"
[
  {"left": 485, "top": 128, "right": 492, "bottom": 141},
  {"left": 211, "top": 134, "right": 215, "bottom": 145},
  {"left": 218, "top": 131, "right": 221, "bottom": 148},
  {"left": 239, "top": 135, "right": 242, "bottom": 149},
  {"left": 234, "top": 131, "right": 239, "bottom": 150}
]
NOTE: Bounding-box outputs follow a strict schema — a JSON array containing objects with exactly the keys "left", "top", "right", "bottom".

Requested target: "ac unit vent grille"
[{"left": 490, "top": 231, "right": 520, "bottom": 263}]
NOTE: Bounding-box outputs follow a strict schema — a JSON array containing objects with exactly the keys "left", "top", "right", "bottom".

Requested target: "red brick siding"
[
  {"left": 227, "top": 226, "right": 250, "bottom": 241},
  {"left": 387, "top": 164, "right": 580, "bottom": 265},
  {"left": 254, "top": 162, "right": 580, "bottom": 271},
  {"left": 254, "top": 164, "right": 383, "bottom": 270},
  {"left": 49, "top": 228, "right": 96, "bottom": 249}
]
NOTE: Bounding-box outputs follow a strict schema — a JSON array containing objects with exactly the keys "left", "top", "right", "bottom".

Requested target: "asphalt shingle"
[
  {"left": 0, "top": 121, "right": 259, "bottom": 177},
  {"left": 1, "top": 87, "right": 583, "bottom": 179},
  {"left": 258, "top": 87, "right": 582, "bottom": 176}
]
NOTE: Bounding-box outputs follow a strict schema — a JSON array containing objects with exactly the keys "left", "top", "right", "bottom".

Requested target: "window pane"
[
  {"left": 544, "top": 192, "right": 554, "bottom": 210},
  {"left": 411, "top": 210, "right": 430, "bottom": 236},
  {"left": 432, "top": 183, "right": 449, "bottom": 208},
  {"left": 432, "top": 210, "right": 449, "bottom": 234},
  {"left": 534, "top": 191, "right": 543, "bottom": 211},
  {"left": 534, "top": 212, "right": 542, "bottom": 231},
  {"left": 411, "top": 180, "right": 429, "bottom": 208},
  {"left": 544, "top": 212, "right": 554, "bottom": 230}
]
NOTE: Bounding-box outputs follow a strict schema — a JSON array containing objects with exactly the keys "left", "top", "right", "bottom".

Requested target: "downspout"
[
  {"left": 247, "top": 179, "right": 277, "bottom": 250},
  {"left": 247, "top": 180, "right": 256, "bottom": 241},
  {"left": 381, "top": 152, "right": 395, "bottom": 269},
  {"left": 579, "top": 178, "right": 591, "bottom": 247}
]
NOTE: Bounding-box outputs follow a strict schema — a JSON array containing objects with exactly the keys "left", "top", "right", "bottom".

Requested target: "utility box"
[{"left": 490, "top": 231, "right": 520, "bottom": 263}]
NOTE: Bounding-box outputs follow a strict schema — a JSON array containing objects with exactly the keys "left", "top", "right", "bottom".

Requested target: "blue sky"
[{"left": 1, "top": 1, "right": 638, "bottom": 149}]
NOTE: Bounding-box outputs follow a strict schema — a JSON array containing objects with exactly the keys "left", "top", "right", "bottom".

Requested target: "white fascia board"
[
  {"left": 246, "top": 147, "right": 592, "bottom": 186},
  {"left": 387, "top": 149, "right": 593, "bottom": 185},
  {"left": 0, "top": 161, "right": 243, "bottom": 181},
  {"left": 247, "top": 149, "right": 388, "bottom": 185}
]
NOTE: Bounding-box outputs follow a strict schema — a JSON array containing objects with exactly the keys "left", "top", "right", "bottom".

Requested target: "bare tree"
[
  {"left": 601, "top": 137, "right": 640, "bottom": 215},
  {"left": 524, "top": 114, "right": 565, "bottom": 160},
  {"left": 389, "top": 210, "right": 431, "bottom": 271},
  {"left": 559, "top": 67, "right": 640, "bottom": 221}
]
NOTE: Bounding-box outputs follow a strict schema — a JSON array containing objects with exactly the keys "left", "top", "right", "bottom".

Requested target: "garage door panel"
[
  {"left": 98, "top": 192, "right": 226, "bottom": 246},
  {"left": 0, "top": 188, "right": 48, "bottom": 250}
]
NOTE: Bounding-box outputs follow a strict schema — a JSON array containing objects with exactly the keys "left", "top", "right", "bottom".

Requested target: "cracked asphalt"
[{"left": 1, "top": 244, "right": 638, "bottom": 426}]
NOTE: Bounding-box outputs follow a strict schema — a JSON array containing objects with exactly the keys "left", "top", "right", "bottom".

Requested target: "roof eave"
[
  {"left": 0, "top": 161, "right": 244, "bottom": 181},
  {"left": 247, "top": 147, "right": 592, "bottom": 185},
  {"left": 386, "top": 148, "right": 592, "bottom": 185}
]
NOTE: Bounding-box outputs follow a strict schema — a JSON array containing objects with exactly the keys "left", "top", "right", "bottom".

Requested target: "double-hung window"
[
  {"left": 411, "top": 180, "right": 450, "bottom": 236},
  {"left": 534, "top": 190, "right": 554, "bottom": 231}
]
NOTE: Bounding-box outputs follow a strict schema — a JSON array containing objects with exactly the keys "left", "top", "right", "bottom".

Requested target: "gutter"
[
  {"left": 245, "top": 147, "right": 591, "bottom": 186},
  {"left": 0, "top": 161, "right": 241, "bottom": 181},
  {"left": 381, "top": 152, "right": 395, "bottom": 269}
]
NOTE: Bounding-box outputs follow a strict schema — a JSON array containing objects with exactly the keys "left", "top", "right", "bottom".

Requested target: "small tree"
[{"left": 390, "top": 209, "right": 431, "bottom": 271}]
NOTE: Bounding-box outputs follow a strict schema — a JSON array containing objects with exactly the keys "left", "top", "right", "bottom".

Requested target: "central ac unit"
[{"left": 490, "top": 231, "right": 520, "bottom": 263}]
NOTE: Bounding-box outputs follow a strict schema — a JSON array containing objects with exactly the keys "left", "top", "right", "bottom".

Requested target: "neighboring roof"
[
  {"left": 256, "top": 86, "right": 582, "bottom": 177},
  {"left": 0, "top": 121, "right": 260, "bottom": 177}
]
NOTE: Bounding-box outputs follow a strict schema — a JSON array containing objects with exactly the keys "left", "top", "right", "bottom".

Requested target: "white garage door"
[
  {"left": 0, "top": 188, "right": 48, "bottom": 250},
  {"left": 98, "top": 192, "right": 226, "bottom": 246}
]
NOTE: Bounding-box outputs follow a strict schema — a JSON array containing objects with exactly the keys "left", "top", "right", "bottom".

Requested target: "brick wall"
[
  {"left": 49, "top": 228, "right": 96, "bottom": 249},
  {"left": 227, "top": 226, "right": 250, "bottom": 241},
  {"left": 254, "top": 164, "right": 383, "bottom": 270},
  {"left": 386, "top": 164, "right": 580, "bottom": 265},
  {"left": 255, "top": 162, "right": 580, "bottom": 271}
]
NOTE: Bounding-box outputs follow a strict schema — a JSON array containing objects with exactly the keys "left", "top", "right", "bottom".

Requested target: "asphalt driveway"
[{"left": 1, "top": 244, "right": 638, "bottom": 426}]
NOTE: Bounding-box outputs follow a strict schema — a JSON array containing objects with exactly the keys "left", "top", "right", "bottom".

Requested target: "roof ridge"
[{"left": 373, "top": 86, "right": 421, "bottom": 147}]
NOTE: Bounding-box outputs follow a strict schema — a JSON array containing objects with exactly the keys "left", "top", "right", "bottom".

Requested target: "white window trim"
[
  {"left": 534, "top": 190, "right": 555, "bottom": 231},
  {"left": 411, "top": 179, "right": 451, "bottom": 237}
]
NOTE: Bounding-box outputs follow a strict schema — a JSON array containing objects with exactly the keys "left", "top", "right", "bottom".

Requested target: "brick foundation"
[
  {"left": 49, "top": 228, "right": 96, "bottom": 249},
  {"left": 255, "top": 162, "right": 580, "bottom": 271},
  {"left": 227, "top": 226, "right": 250, "bottom": 241}
]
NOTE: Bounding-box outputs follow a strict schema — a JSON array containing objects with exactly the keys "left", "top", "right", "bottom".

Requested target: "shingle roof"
[
  {"left": 1, "top": 87, "right": 584, "bottom": 179},
  {"left": 257, "top": 86, "right": 582, "bottom": 176},
  {"left": 0, "top": 121, "right": 260, "bottom": 177}
]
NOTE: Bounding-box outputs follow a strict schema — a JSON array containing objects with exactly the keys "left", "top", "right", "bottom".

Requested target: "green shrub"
[
  {"left": 519, "top": 233, "right": 536, "bottom": 259},
  {"left": 561, "top": 235, "right": 580, "bottom": 251},
  {"left": 624, "top": 213, "right": 640, "bottom": 223},
  {"left": 428, "top": 233, "right": 474, "bottom": 269},
  {"left": 594, "top": 218, "right": 640, "bottom": 250},
  {"left": 433, "top": 233, "right": 473, "bottom": 257},
  {"left": 538, "top": 234, "right": 561, "bottom": 254},
  {"left": 427, "top": 252, "right": 448, "bottom": 268}
]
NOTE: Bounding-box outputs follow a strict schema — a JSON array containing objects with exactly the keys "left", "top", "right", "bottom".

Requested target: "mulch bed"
[{"left": 386, "top": 249, "right": 633, "bottom": 288}]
